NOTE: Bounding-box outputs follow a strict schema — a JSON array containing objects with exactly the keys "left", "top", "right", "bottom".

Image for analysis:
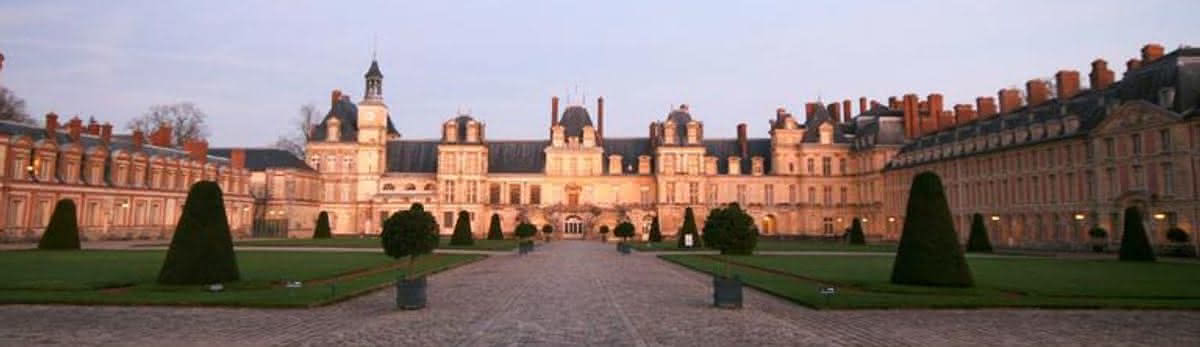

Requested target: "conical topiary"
[
  {"left": 648, "top": 216, "right": 663, "bottom": 242},
  {"left": 890, "top": 172, "right": 973, "bottom": 287},
  {"left": 486, "top": 213, "right": 504, "bottom": 240},
  {"left": 449, "top": 211, "right": 474, "bottom": 246},
  {"left": 1118, "top": 207, "right": 1156, "bottom": 262},
  {"left": 676, "top": 207, "right": 701, "bottom": 248},
  {"left": 313, "top": 211, "right": 332, "bottom": 239},
  {"left": 848, "top": 217, "right": 866, "bottom": 245},
  {"left": 37, "top": 199, "right": 81, "bottom": 250},
  {"left": 966, "top": 213, "right": 993, "bottom": 253},
  {"left": 157, "top": 181, "right": 240, "bottom": 285}
]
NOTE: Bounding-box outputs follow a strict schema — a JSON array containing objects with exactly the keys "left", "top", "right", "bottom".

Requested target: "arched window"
[
  {"left": 382, "top": 183, "right": 395, "bottom": 191},
  {"left": 405, "top": 184, "right": 417, "bottom": 191},
  {"left": 423, "top": 183, "right": 435, "bottom": 191}
]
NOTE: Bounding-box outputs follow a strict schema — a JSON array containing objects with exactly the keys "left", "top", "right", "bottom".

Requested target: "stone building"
[
  {"left": 0, "top": 115, "right": 254, "bottom": 241},
  {"left": 883, "top": 44, "right": 1200, "bottom": 250}
]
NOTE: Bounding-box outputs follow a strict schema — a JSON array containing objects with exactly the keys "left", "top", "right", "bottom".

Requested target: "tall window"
[
  {"left": 736, "top": 184, "right": 747, "bottom": 204},
  {"left": 444, "top": 181, "right": 455, "bottom": 202},
  {"left": 688, "top": 182, "right": 699, "bottom": 204},
  {"left": 666, "top": 182, "right": 676, "bottom": 203},
  {"left": 839, "top": 187, "right": 847, "bottom": 204},
  {"left": 807, "top": 158, "right": 814, "bottom": 175},
  {"left": 1105, "top": 168, "right": 1116, "bottom": 197},
  {"left": 838, "top": 158, "right": 847, "bottom": 175},
  {"left": 1160, "top": 129, "right": 1171, "bottom": 152},
  {"left": 788, "top": 184, "right": 797, "bottom": 204},
  {"left": 822, "top": 157, "right": 832, "bottom": 176},
  {"left": 466, "top": 181, "right": 478, "bottom": 203},
  {"left": 1131, "top": 134, "right": 1142, "bottom": 155},
  {"left": 489, "top": 184, "right": 501, "bottom": 204},
  {"left": 640, "top": 186, "right": 652, "bottom": 205},
  {"left": 822, "top": 186, "right": 832, "bottom": 206},
  {"left": 764, "top": 184, "right": 774, "bottom": 205},
  {"left": 508, "top": 184, "right": 521, "bottom": 204},
  {"left": 807, "top": 187, "right": 816, "bottom": 204},
  {"left": 707, "top": 184, "right": 718, "bottom": 203},
  {"left": 1104, "top": 138, "right": 1115, "bottom": 157},
  {"left": 443, "top": 212, "right": 454, "bottom": 229},
  {"left": 1162, "top": 163, "right": 1174, "bottom": 195},
  {"left": 1132, "top": 165, "right": 1145, "bottom": 189},
  {"left": 1085, "top": 171, "right": 1095, "bottom": 200},
  {"left": 530, "top": 185, "right": 541, "bottom": 204}
]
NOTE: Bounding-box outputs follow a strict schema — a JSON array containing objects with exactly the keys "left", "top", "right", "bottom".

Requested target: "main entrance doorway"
[{"left": 564, "top": 215, "right": 585, "bottom": 237}]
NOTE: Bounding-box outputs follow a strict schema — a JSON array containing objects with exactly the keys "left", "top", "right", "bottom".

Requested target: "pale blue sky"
[{"left": 1, "top": 0, "right": 1197, "bottom": 146}]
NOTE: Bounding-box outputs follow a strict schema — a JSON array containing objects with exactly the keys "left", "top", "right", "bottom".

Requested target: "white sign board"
[{"left": 684, "top": 234, "right": 694, "bottom": 248}]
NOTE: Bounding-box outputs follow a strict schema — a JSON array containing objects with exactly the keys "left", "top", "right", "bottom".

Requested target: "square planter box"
[
  {"left": 712, "top": 275, "right": 743, "bottom": 309},
  {"left": 395, "top": 276, "right": 427, "bottom": 310}
]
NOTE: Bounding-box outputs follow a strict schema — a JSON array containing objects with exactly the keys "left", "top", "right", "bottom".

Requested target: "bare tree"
[
  {"left": 272, "top": 103, "right": 322, "bottom": 158},
  {"left": 0, "top": 87, "right": 32, "bottom": 124},
  {"left": 126, "top": 102, "right": 209, "bottom": 146}
]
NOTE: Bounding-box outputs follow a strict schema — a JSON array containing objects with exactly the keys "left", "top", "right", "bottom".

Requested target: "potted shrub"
[
  {"left": 598, "top": 225, "right": 610, "bottom": 243},
  {"left": 701, "top": 203, "right": 758, "bottom": 309},
  {"left": 1088, "top": 227, "right": 1108, "bottom": 253},
  {"left": 515, "top": 222, "right": 537, "bottom": 254},
  {"left": 614, "top": 222, "right": 635, "bottom": 254},
  {"left": 541, "top": 225, "right": 553, "bottom": 242},
  {"left": 1165, "top": 227, "right": 1194, "bottom": 257},
  {"left": 380, "top": 203, "right": 439, "bottom": 310}
]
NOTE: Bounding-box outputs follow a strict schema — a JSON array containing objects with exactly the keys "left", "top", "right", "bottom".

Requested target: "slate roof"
[
  {"left": 386, "top": 140, "right": 439, "bottom": 173},
  {"left": 209, "top": 148, "right": 313, "bottom": 172},
  {"left": 704, "top": 138, "right": 772, "bottom": 174},
  {"left": 309, "top": 98, "right": 400, "bottom": 142},
  {"left": 487, "top": 140, "right": 548, "bottom": 173},
  {"left": 664, "top": 109, "right": 695, "bottom": 145},
  {"left": 602, "top": 137, "right": 654, "bottom": 174},
  {"left": 559, "top": 106, "right": 593, "bottom": 138},
  {"left": 365, "top": 60, "right": 383, "bottom": 78},
  {"left": 801, "top": 103, "right": 852, "bottom": 144}
]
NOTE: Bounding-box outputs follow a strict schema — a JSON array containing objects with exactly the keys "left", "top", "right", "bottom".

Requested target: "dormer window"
[{"left": 1159, "top": 87, "right": 1175, "bottom": 108}]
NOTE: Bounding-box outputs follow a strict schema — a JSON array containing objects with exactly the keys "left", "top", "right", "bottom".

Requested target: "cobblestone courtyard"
[{"left": 2, "top": 241, "right": 1198, "bottom": 346}]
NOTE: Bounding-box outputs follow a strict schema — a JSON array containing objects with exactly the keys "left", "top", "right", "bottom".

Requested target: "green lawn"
[
  {"left": 230, "top": 237, "right": 518, "bottom": 251},
  {"left": 662, "top": 254, "right": 1200, "bottom": 310},
  {"left": 0, "top": 250, "right": 482, "bottom": 307},
  {"left": 632, "top": 239, "right": 897, "bottom": 253}
]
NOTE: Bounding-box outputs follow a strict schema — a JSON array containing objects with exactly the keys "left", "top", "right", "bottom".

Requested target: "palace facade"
[{"left": 2, "top": 43, "right": 1197, "bottom": 253}]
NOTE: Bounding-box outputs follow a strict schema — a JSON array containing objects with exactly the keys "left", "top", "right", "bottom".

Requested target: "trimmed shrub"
[
  {"left": 486, "top": 214, "right": 504, "bottom": 240},
  {"left": 648, "top": 216, "right": 663, "bottom": 243},
  {"left": 613, "top": 222, "right": 635, "bottom": 242},
  {"left": 541, "top": 224, "right": 553, "bottom": 241},
  {"left": 1118, "top": 207, "right": 1155, "bottom": 262},
  {"left": 449, "top": 211, "right": 474, "bottom": 246},
  {"left": 700, "top": 203, "right": 758, "bottom": 255},
  {"left": 312, "top": 211, "right": 332, "bottom": 239},
  {"left": 381, "top": 203, "right": 440, "bottom": 278},
  {"left": 676, "top": 207, "right": 701, "bottom": 248},
  {"left": 1088, "top": 227, "right": 1108, "bottom": 239},
  {"left": 599, "top": 225, "right": 610, "bottom": 242},
  {"left": 890, "top": 172, "right": 973, "bottom": 287},
  {"left": 966, "top": 213, "right": 993, "bottom": 253},
  {"left": 848, "top": 218, "right": 866, "bottom": 245},
  {"left": 514, "top": 222, "right": 538, "bottom": 240},
  {"left": 157, "top": 181, "right": 241, "bottom": 285},
  {"left": 1166, "top": 227, "right": 1190, "bottom": 243},
  {"left": 37, "top": 199, "right": 81, "bottom": 250}
]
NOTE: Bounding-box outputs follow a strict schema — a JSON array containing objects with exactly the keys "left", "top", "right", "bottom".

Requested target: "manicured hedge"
[
  {"left": 966, "top": 213, "right": 993, "bottom": 253},
  {"left": 449, "top": 211, "right": 474, "bottom": 246},
  {"left": 648, "top": 216, "right": 663, "bottom": 243},
  {"left": 157, "top": 181, "right": 241, "bottom": 285},
  {"left": 313, "top": 211, "right": 332, "bottom": 239},
  {"left": 1118, "top": 207, "right": 1156, "bottom": 262},
  {"left": 37, "top": 199, "right": 81, "bottom": 250},
  {"left": 486, "top": 213, "right": 504, "bottom": 240},
  {"left": 890, "top": 172, "right": 973, "bottom": 287},
  {"left": 848, "top": 217, "right": 865, "bottom": 245},
  {"left": 677, "top": 207, "right": 701, "bottom": 248}
]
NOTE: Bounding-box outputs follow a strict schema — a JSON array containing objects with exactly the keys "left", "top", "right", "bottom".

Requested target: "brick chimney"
[
  {"left": 184, "top": 139, "right": 208, "bottom": 163},
  {"left": 1055, "top": 70, "right": 1081, "bottom": 100},
  {"left": 331, "top": 89, "right": 342, "bottom": 107},
  {"left": 100, "top": 123, "right": 113, "bottom": 144},
  {"left": 1090, "top": 59, "right": 1114, "bottom": 90},
  {"left": 44, "top": 113, "right": 59, "bottom": 137},
  {"left": 1126, "top": 58, "right": 1141, "bottom": 72},
  {"left": 1026, "top": 79, "right": 1049, "bottom": 106},
  {"left": 736, "top": 123, "right": 748, "bottom": 159},
  {"left": 804, "top": 102, "right": 818, "bottom": 120},
  {"left": 67, "top": 117, "right": 83, "bottom": 142},
  {"left": 888, "top": 96, "right": 900, "bottom": 110},
  {"left": 551, "top": 96, "right": 559, "bottom": 127},
  {"left": 150, "top": 124, "right": 172, "bottom": 147},
  {"left": 927, "top": 94, "right": 943, "bottom": 132},
  {"left": 230, "top": 148, "right": 246, "bottom": 170},
  {"left": 1141, "top": 43, "right": 1164, "bottom": 62},
  {"left": 976, "top": 97, "right": 997, "bottom": 118},
  {"left": 902, "top": 94, "right": 918, "bottom": 139},
  {"left": 828, "top": 103, "right": 840, "bottom": 122},
  {"left": 842, "top": 99, "right": 852, "bottom": 120},
  {"left": 596, "top": 97, "right": 604, "bottom": 141},
  {"left": 859, "top": 97, "right": 867, "bottom": 115},
  {"left": 132, "top": 130, "right": 145, "bottom": 150},
  {"left": 998, "top": 88, "right": 1022, "bottom": 114},
  {"left": 954, "top": 104, "right": 976, "bottom": 124},
  {"left": 86, "top": 118, "right": 100, "bottom": 135}
]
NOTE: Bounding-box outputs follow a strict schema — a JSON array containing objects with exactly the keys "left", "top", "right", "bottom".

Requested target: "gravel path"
[{"left": 1, "top": 241, "right": 1197, "bottom": 346}]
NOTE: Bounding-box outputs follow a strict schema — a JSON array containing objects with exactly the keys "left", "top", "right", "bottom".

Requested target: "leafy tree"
[
  {"left": 1118, "top": 207, "right": 1156, "bottom": 262},
  {"left": 449, "top": 211, "right": 474, "bottom": 246},
  {"left": 514, "top": 222, "right": 538, "bottom": 240},
  {"left": 966, "top": 213, "right": 993, "bottom": 253},
  {"left": 648, "top": 216, "right": 663, "bottom": 242},
  {"left": 848, "top": 218, "right": 866, "bottom": 245},
  {"left": 890, "top": 172, "right": 973, "bottom": 287},
  {"left": 486, "top": 213, "right": 504, "bottom": 240},
  {"left": 312, "top": 211, "right": 332, "bottom": 239},
  {"left": 541, "top": 224, "right": 553, "bottom": 241},
  {"left": 613, "top": 222, "right": 635, "bottom": 242},
  {"left": 381, "top": 203, "right": 440, "bottom": 279},
  {"left": 126, "top": 102, "right": 208, "bottom": 147},
  {"left": 676, "top": 207, "right": 701, "bottom": 248},
  {"left": 157, "top": 181, "right": 240, "bottom": 285},
  {"left": 701, "top": 203, "right": 758, "bottom": 255},
  {"left": 37, "top": 199, "right": 80, "bottom": 250}
]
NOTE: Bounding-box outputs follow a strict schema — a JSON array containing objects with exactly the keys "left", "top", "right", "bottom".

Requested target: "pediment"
[{"left": 1092, "top": 100, "right": 1181, "bottom": 135}]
